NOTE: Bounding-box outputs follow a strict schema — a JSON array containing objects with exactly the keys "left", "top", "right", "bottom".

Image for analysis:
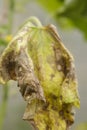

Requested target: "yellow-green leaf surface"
[{"left": 0, "top": 17, "right": 80, "bottom": 130}]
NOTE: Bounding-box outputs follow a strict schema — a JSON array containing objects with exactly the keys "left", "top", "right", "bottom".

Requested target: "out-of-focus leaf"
[
  {"left": 0, "top": 39, "right": 7, "bottom": 46},
  {"left": 74, "top": 122, "right": 87, "bottom": 130},
  {"left": 0, "top": 17, "right": 80, "bottom": 130},
  {"left": 37, "top": 0, "right": 87, "bottom": 39},
  {"left": 37, "top": 0, "right": 64, "bottom": 13},
  {"left": 57, "top": 0, "right": 87, "bottom": 38}
]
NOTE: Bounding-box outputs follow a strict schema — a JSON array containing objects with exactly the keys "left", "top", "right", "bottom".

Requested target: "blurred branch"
[
  {"left": 0, "top": 0, "right": 8, "bottom": 25},
  {"left": 0, "top": 0, "right": 15, "bottom": 129},
  {"left": 0, "top": 0, "right": 15, "bottom": 34},
  {"left": 8, "top": 0, "right": 15, "bottom": 33},
  {"left": 0, "top": 84, "right": 9, "bottom": 130}
]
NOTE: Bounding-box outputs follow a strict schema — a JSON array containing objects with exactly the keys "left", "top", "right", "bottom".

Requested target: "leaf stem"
[{"left": 28, "top": 16, "right": 42, "bottom": 27}]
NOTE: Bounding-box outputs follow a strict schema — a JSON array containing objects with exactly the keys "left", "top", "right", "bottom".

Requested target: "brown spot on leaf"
[
  {"left": 1, "top": 50, "right": 17, "bottom": 80},
  {"left": 52, "top": 45, "right": 68, "bottom": 76}
]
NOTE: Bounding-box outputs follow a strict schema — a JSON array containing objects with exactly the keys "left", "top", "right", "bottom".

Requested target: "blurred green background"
[{"left": 0, "top": 0, "right": 87, "bottom": 130}]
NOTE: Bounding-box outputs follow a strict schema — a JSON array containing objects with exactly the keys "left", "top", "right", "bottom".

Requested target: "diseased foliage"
[{"left": 0, "top": 17, "right": 80, "bottom": 130}]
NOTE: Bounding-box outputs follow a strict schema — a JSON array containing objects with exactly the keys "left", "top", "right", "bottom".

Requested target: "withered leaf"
[{"left": 0, "top": 17, "right": 80, "bottom": 130}]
